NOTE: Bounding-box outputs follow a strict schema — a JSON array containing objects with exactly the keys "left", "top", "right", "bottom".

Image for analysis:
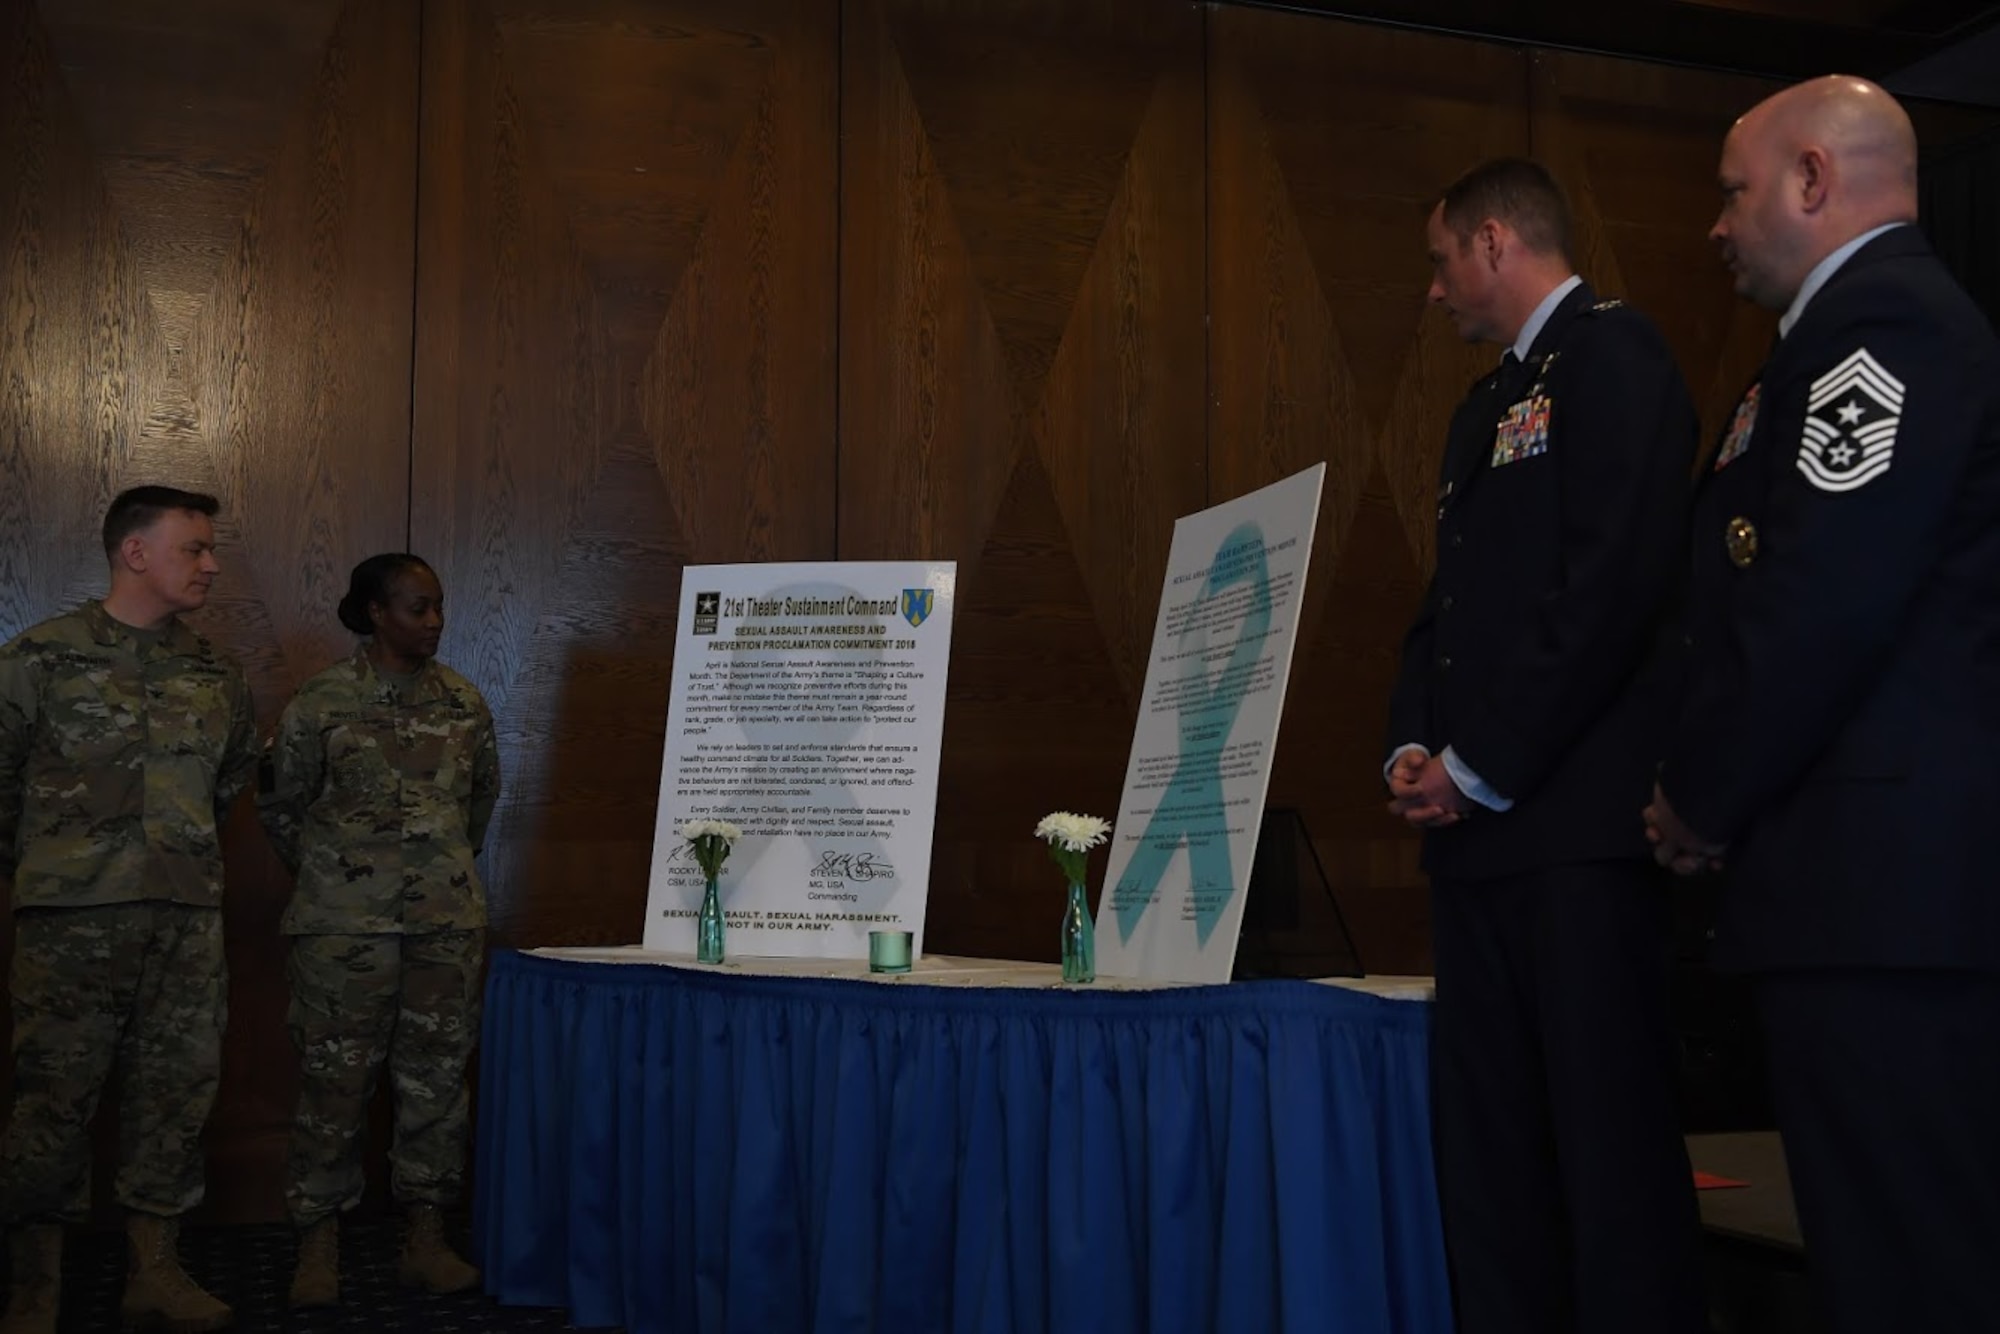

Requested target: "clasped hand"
[
  {"left": 1386, "top": 750, "right": 1471, "bottom": 830},
  {"left": 1642, "top": 783, "right": 1726, "bottom": 875}
]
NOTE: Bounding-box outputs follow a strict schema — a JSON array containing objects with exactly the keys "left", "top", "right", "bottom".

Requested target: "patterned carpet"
[{"left": 9, "top": 1216, "right": 613, "bottom": 1332}]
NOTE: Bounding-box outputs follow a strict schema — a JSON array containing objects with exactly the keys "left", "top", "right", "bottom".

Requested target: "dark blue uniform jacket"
[
  {"left": 1662, "top": 227, "right": 2000, "bottom": 972},
  {"left": 1389, "top": 282, "right": 1698, "bottom": 882}
]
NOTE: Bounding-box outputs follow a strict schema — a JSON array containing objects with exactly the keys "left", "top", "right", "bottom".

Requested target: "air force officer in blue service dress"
[
  {"left": 1386, "top": 158, "right": 1706, "bottom": 1334},
  {"left": 1647, "top": 75, "right": 2000, "bottom": 1334}
]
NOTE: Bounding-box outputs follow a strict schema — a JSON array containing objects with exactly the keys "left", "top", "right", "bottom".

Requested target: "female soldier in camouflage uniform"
[{"left": 257, "top": 554, "right": 500, "bottom": 1308}]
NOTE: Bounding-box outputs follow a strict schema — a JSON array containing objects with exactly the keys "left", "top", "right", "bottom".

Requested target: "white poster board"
[
  {"left": 642, "top": 562, "right": 956, "bottom": 958},
  {"left": 1095, "top": 466, "right": 1325, "bottom": 984}
]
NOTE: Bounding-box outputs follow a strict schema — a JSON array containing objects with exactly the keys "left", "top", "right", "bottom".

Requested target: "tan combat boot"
[
  {"left": 396, "top": 1204, "right": 479, "bottom": 1294},
  {"left": 119, "top": 1213, "right": 231, "bottom": 1332},
  {"left": 1, "top": 1224, "right": 62, "bottom": 1334},
  {"left": 287, "top": 1216, "right": 339, "bottom": 1308}
]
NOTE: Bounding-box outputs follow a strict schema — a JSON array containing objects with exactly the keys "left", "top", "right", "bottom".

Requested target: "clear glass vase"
[
  {"left": 697, "top": 875, "right": 725, "bottom": 964},
  {"left": 1061, "top": 880, "right": 1095, "bottom": 984}
]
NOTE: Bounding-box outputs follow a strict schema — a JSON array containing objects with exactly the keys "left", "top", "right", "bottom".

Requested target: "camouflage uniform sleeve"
[
  {"left": 0, "top": 649, "right": 37, "bottom": 877},
  {"left": 256, "top": 694, "right": 322, "bottom": 876},
  {"left": 468, "top": 701, "right": 500, "bottom": 856},
  {"left": 215, "top": 667, "right": 260, "bottom": 817}
]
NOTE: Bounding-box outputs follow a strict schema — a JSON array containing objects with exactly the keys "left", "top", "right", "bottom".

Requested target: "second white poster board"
[{"left": 1095, "top": 466, "right": 1325, "bottom": 984}]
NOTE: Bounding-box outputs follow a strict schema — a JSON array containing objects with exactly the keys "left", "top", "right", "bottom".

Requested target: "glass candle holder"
[{"left": 868, "top": 929, "right": 913, "bottom": 974}]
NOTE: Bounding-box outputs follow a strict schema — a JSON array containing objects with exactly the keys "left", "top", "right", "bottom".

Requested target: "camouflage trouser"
[
  {"left": 1, "top": 902, "right": 226, "bottom": 1224},
  {"left": 285, "top": 929, "right": 483, "bottom": 1225}
]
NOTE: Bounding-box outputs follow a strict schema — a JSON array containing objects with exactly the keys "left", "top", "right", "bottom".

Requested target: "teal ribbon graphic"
[{"left": 1113, "top": 522, "right": 1273, "bottom": 945}]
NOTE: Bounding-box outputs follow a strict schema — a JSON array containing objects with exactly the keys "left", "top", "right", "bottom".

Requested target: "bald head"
[
  {"left": 1740, "top": 76, "right": 1918, "bottom": 216},
  {"left": 1711, "top": 76, "right": 1919, "bottom": 311}
]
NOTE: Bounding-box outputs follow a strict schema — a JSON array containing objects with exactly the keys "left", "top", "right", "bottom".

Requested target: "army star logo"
[
  {"left": 691, "top": 590, "right": 721, "bottom": 636},
  {"left": 1798, "top": 348, "right": 1903, "bottom": 492}
]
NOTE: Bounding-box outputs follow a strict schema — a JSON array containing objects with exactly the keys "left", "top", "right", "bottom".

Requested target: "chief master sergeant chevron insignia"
[{"left": 1798, "top": 347, "right": 1904, "bottom": 493}]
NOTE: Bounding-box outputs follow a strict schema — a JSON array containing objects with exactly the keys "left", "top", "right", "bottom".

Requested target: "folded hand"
[
  {"left": 1643, "top": 783, "right": 1725, "bottom": 875},
  {"left": 1388, "top": 752, "right": 1471, "bottom": 830}
]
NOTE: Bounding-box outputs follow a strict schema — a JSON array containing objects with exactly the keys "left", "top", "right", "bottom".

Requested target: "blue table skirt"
[{"left": 474, "top": 950, "right": 1453, "bottom": 1334}]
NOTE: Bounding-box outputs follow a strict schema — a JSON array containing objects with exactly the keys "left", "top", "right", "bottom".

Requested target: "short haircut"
[
  {"left": 1439, "top": 158, "right": 1574, "bottom": 261},
  {"left": 102, "top": 485, "right": 220, "bottom": 558}
]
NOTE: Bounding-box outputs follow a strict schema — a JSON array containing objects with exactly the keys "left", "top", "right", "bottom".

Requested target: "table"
[
  {"left": 1686, "top": 1131, "right": 1802, "bottom": 1254},
  {"left": 516, "top": 946, "right": 1438, "bottom": 1000},
  {"left": 1685, "top": 1132, "right": 1816, "bottom": 1333},
  {"left": 473, "top": 947, "right": 1452, "bottom": 1334}
]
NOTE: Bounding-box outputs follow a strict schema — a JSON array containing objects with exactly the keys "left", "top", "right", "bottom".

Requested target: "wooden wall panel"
[
  {"left": 11, "top": 0, "right": 1987, "bottom": 1220},
  {"left": 1529, "top": 51, "right": 1782, "bottom": 451},
  {"left": 838, "top": 0, "right": 1206, "bottom": 962},
  {"left": 0, "top": 0, "right": 417, "bottom": 1220},
  {"left": 1208, "top": 12, "right": 1530, "bottom": 974},
  {"left": 410, "top": 0, "right": 838, "bottom": 950}
]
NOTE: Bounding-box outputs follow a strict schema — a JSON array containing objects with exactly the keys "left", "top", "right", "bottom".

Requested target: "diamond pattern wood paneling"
[
  {"left": 0, "top": 0, "right": 418, "bottom": 1220},
  {"left": 6, "top": 0, "right": 1925, "bottom": 1219},
  {"left": 1530, "top": 50, "right": 1783, "bottom": 451},
  {"left": 838, "top": 0, "right": 1206, "bottom": 960},
  {"left": 410, "top": 0, "right": 838, "bottom": 950}
]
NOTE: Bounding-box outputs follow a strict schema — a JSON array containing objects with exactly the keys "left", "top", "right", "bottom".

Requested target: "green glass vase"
[
  {"left": 697, "top": 875, "right": 725, "bottom": 964},
  {"left": 1061, "top": 880, "right": 1095, "bottom": 984}
]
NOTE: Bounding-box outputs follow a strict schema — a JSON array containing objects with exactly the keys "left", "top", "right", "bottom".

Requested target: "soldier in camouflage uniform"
[
  {"left": 0, "top": 487, "right": 258, "bottom": 1334},
  {"left": 256, "top": 553, "right": 499, "bottom": 1308}
]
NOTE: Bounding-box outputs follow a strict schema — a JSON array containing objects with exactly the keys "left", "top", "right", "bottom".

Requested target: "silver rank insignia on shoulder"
[
  {"left": 1798, "top": 348, "right": 1902, "bottom": 492},
  {"left": 1714, "top": 384, "right": 1760, "bottom": 471},
  {"left": 1589, "top": 298, "right": 1624, "bottom": 312}
]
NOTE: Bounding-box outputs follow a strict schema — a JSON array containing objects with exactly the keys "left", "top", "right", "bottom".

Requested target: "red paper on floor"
[{"left": 1693, "top": 1169, "right": 1748, "bottom": 1190}]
